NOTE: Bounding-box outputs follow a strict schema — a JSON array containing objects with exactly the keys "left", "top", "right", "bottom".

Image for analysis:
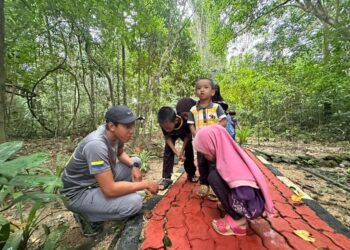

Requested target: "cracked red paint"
[{"left": 141, "top": 150, "right": 350, "bottom": 250}]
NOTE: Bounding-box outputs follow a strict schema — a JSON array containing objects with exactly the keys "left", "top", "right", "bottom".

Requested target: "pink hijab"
[{"left": 193, "top": 125, "right": 274, "bottom": 213}]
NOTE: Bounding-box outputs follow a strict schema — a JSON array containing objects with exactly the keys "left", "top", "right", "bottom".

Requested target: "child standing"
[
  {"left": 187, "top": 78, "right": 227, "bottom": 198},
  {"left": 157, "top": 98, "right": 198, "bottom": 190},
  {"left": 228, "top": 110, "right": 241, "bottom": 141},
  {"left": 212, "top": 84, "right": 235, "bottom": 140},
  {"left": 193, "top": 125, "right": 274, "bottom": 236}
]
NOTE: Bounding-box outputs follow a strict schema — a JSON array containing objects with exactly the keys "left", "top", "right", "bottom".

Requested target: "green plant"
[
  {"left": 131, "top": 149, "right": 156, "bottom": 173},
  {"left": 236, "top": 128, "right": 250, "bottom": 146},
  {"left": 0, "top": 141, "right": 65, "bottom": 250}
]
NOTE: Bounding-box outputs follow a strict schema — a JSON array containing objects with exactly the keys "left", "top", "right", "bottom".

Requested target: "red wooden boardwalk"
[{"left": 141, "top": 150, "right": 350, "bottom": 250}]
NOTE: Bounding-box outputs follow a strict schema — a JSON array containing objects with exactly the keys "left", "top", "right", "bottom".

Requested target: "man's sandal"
[
  {"left": 159, "top": 178, "right": 173, "bottom": 190},
  {"left": 212, "top": 215, "right": 247, "bottom": 236}
]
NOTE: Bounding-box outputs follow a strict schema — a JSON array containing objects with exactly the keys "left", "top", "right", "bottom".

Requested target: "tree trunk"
[
  {"left": 116, "top": 44, "right": 120, "bottom": 105},
  {"left": 45, "top": 16, "right": 61, "bottom": 135},
  {"left": 322, "top": 23, "right": 330, "bottom": 61},
  {"left": 84, "top": 37, "right": 96, "bottom": 129},
  {"left": 0, "top": 0, "right": 6, "bottom": 142},
  {"left": 122, "top": 43, "right": 127, "bottom": 105}
]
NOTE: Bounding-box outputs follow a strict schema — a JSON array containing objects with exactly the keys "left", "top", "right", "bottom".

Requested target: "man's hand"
[
  {"left": 132, "top": 167, "right": 142, "bottom": 182},
  {"left": 146, "top": 180, "right": 159, "bottom": 194}
]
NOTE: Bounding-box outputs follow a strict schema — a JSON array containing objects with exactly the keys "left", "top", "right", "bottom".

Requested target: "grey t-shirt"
[{"left": 61, "top": 125, "right": 123, "bottom": 199}]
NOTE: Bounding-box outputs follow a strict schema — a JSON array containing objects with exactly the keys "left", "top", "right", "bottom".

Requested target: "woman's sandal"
[
  {"left": 159, "top": 178, "right": 173, "bottom": 190},
  {"left": 212, "top": 215, "right": 247, "bottom": 236}
]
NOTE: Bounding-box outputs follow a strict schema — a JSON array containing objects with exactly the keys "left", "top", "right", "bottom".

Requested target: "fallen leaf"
[
  {"left": 291, "top": 191, "right": 304, "bottom": 202},
  {"left": 294, "top": 229, "right": 316, "bottom": 242}
]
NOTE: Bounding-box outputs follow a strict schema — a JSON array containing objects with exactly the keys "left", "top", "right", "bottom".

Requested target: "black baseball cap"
[{"left": 105, "top": 105, "right": 140, "bottom": 124}]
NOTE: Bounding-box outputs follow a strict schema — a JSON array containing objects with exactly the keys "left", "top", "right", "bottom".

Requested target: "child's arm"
[
  {"left": 165, "top": 137, "right": 180, "bottom": 157},
  {"left": 219, "top": 117, "right": 227, "bottom": 127},
  {"left": 189, "top": 124, "right": 196, "bottom": 137},
  {"left": 179, "top": 135, "right": 190, "bottom": 161},
  {"left": 216, "top": 105, "right": 227, "bottom": 127},
  {"left": 187, "top": 109, "right": 196, "bottom": 137}
]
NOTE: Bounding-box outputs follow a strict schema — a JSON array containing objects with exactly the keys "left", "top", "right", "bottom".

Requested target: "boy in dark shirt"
[{"left": 157, "top": 98, "right": 198, "bottom": 190}]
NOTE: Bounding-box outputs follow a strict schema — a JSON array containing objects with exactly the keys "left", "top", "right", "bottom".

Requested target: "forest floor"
[{"left": 4, "top": 134, "right": 350, "bottom": 249}]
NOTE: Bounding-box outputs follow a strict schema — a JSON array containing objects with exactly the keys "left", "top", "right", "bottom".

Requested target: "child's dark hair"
[
  {"left": 157, "top": 107, "right": 176, "bottom": 124},
  {"left": 229, "top": 111, "right": 236, "bottom": 116},
  {"left": 196, "top": 78, "right": 215, "bottom": 89},
  {"left": 212, "top": 84, "right": 224, "bottom": 102}
]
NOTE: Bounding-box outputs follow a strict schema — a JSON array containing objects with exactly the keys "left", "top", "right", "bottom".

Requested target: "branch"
[
  {"left": 236, "top": 0, "right": 292, "bottom": 35},
  {"left": 27, "top": 30, "right": 67, "bottom": 134}
]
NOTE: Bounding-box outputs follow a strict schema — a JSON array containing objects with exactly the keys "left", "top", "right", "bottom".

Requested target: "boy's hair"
[
  {"left": 229, "top": 111, "right": 236, "bottom": 115},
  {"left": 157, "top": 107, "right": 176, "bottom": 124},
  {"left": 195, "top": 78, "right": 215, "bottom": 89}
]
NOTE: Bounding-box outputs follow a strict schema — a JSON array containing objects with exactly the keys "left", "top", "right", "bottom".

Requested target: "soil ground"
[{"left": 3, "top": 135, "right": 350, "bottom": 249}]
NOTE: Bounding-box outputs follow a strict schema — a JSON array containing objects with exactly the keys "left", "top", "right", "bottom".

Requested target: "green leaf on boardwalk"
[
  {"left": 0, "top": 153, "right": 49, "bottom": 178},
  {"left": 162, "top": 234, "right": 172, "bottom": 247},
  {"left": 0, "top": 141, "right": 23, "bottom": 163}
]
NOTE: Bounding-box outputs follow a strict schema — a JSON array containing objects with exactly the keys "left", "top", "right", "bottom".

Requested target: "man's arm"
[
  {"left": 95, "top": 171, "right": 158, "bottom": 198},
  {"left": 118, "top": 151, "right": 142, "bottom": 182}
]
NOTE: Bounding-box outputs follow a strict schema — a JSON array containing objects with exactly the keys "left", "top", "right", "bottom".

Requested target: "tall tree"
[{"left": 0, "top": 0, "right": 5, "bottom": 142}]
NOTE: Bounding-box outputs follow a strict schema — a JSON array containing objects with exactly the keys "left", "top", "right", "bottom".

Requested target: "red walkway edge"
[{"left": 141, "top": 150, "right": 350, "bottom": 250}]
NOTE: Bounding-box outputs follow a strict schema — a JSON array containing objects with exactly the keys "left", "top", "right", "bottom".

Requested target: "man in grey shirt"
[{"left": 61, "top": 105, "right": 158, "bottom": 237}]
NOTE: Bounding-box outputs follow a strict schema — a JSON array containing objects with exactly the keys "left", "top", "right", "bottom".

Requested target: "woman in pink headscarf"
[{"left": 193, "top": 125, "right": 274, "bottom": 236}]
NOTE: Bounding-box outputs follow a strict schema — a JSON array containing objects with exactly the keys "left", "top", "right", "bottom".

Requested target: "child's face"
[
  {"left": 160, "top": 121, "right": 176, "bottom": 133},
  {"left": 196, "top": 80, "right": 215, "bottom": 101}
]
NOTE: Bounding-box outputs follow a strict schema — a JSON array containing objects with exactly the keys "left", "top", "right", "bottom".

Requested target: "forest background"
[
  {"left": 0, "top": 0, "right": 349, "bottom": 142},
  {"left": 0, "top": 1, "right": 350, "bottom": 249}
]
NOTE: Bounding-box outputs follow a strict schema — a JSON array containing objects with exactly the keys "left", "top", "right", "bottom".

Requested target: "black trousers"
[{"left": 162, "top": 135, "right": 196, "bottom": 179}]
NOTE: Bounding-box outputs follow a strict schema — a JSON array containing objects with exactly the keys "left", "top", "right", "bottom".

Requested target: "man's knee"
[
  {"left": 132, "top": 156, "right": 142, "bottom": 167},
  {"left": 121, "top": 194, "right": 143, "bottom": 217}
]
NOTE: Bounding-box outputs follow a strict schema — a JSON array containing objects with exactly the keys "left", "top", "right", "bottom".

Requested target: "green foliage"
[
  {"left": 0, "top": 141, "right": 23, "bottom": 163},
  {"left": 42, "top": 224, "right": 68, "bottom": 250},
  {"left": 131, "top": 149, "right": 156, "bottom": 173},
  {"left": 0, "top": 141, "right": 64, "bottom": 250},
  {"left": 0, "top": 153, "right": 50, "bottom": 178},
  {"left": 236, "top": 128, "right": 250, "bottom": 146},
  {"left": 2, "top": 229, "right": 23, "bottom": 250},
  {"left": 5, "top": 0, "right": 203, "bottom": 137},
  {"left": 0, "top": 215, "right": 10, "bottom": 248}
]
